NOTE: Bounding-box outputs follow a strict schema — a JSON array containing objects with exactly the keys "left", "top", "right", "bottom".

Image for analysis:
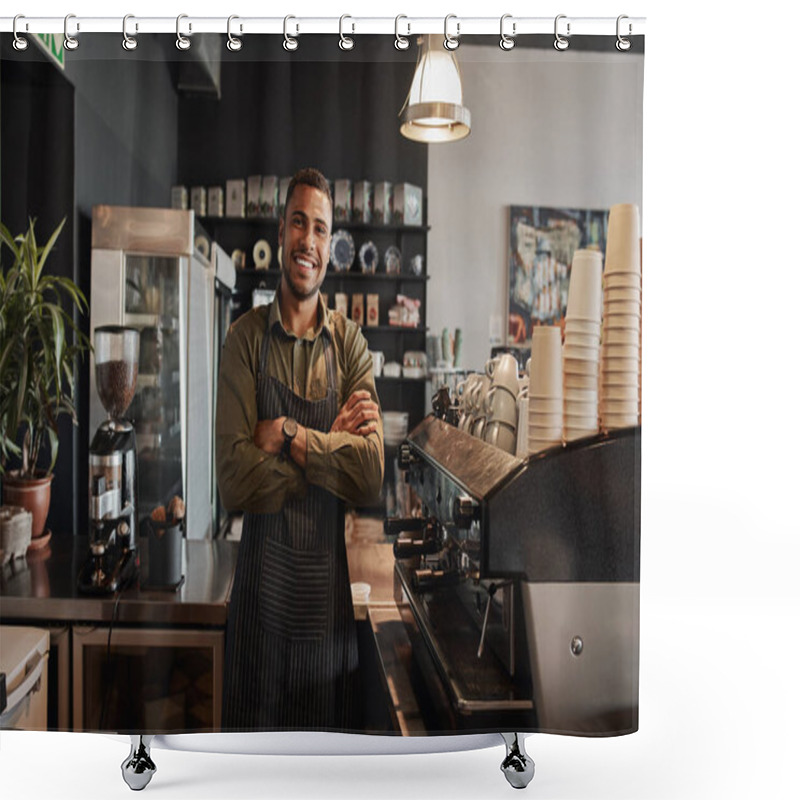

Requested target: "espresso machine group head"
[{"left": 78, "top": 326, "right": 140, "bottom": 595}]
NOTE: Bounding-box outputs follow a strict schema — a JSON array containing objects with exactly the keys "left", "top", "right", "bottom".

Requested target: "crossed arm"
[{"left": 215, "top": 321, "right": 384, "bottom": 514}]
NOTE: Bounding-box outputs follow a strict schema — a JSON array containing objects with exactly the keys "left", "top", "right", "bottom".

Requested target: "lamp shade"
[{"left": 400, "top": 35, "right": 471, "bottom": 143}]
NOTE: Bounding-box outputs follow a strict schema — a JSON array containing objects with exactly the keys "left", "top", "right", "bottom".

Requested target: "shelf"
[
  {"left": 362, "top": 326, "right": 427, "bottom": 334},
  {"left": 234, "top": 269, "right": 428, "bottom": 283},
  {"left": 199, "top": 215, "right": 429, "bottom": 233},
  {"left": 376, "top": 376, "right": 426, "bottom": 383},
  {"left": 124, "top": 313, "right": 179, "bottom": 332}
]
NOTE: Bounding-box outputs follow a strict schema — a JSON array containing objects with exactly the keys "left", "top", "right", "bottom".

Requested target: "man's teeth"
[{"left": 296, "top": 256, "right": 315, "bottom": 269}]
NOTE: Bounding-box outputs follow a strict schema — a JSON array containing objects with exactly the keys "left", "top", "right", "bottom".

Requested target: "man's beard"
[{"left": 281, "top": 256, "right": 321, "bottom": 300}]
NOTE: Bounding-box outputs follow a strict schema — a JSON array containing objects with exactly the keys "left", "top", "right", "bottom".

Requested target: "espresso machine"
[
  {"left": 388, "top": 415, "right": 640, "bottom": 735},
  {"left": 78, "top": 326, "right": 140, "bottom": 594}
]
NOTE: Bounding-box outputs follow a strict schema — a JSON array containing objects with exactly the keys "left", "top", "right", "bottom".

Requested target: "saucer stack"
[
  {"left": 600, "top": 203, "right": 641, "bottom": 430},
  {"left": 563, "top": 250, "right": 603, "bottom": 441},
  {"left": 528, "top": 326, "right": 563, "bottom": 453}
]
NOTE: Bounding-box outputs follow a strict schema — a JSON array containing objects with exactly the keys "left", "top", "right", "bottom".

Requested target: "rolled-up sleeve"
[
  {"left": 215, "top": 319, "right": 307, "bottom": 513},
  {"left": 304, "top": 327, "right": 384, "bottom": 506}
]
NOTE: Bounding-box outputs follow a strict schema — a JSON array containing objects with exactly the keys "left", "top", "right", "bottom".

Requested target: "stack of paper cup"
[
  {"left": 528, "top": 326, "right": 563, "bottom": 453},
  {"left": 563, "top": 249, "right": 603, "bottom": 441},
  {"left": 600, "top": 203, "right": 641, "bottom": 430}
]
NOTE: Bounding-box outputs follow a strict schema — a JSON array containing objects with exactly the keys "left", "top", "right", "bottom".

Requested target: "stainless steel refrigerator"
[{"left": 90, "top": 205, "right": 234, "bottom": 540}]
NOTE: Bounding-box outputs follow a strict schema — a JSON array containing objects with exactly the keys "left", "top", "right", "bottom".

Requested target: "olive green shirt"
[{"left": 215, "top": 295, "right": 384, "bottom": 513}]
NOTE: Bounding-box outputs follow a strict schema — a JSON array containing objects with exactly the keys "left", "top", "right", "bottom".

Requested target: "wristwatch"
[{"left": 281, "top": 417, "right": 298, "bottom": 460}]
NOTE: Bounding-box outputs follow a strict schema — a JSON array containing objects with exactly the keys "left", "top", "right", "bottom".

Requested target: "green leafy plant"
[{"left": 0, "top": 218, "right": 90, "bottom": 478}]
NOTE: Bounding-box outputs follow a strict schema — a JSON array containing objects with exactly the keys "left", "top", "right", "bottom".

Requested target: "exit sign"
[{"left": 33, "top": 33, "right": 65, "bottom": 70}]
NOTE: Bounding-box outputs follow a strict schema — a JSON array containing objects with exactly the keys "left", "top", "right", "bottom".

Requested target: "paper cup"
[
  {"left": 530, "top": 326, "right": 563, "bottom": 398},
  {"left": 604, "top": 344, "right": 640, "bottom": 360},
  {"left": 605, "top": 300, "right": 641, "bottom": 317},
  {"left": 529, "top": 438, "right": 562, "bottom": 454},
  {"left": 604, "top": 272, "right": 641, "bottom": 290},
  {"left": 602, "top": 384, "right": 639, "bottom": 401},
  {"left": 564, "top": 399, "right": 598, "bottom": 416},
  {"left": 603, "top": 313, "right": 641, "bottom": 331},
  {"left": 564, "top": 357, "right": 599, "bottom": 376},
  {"left": 565, "top": 319, "right": 602, "bottom": 336},
  {"left": 529, "top": 423, "right": 563, "bottom": 439},
  {"left": 602, "top": 413, "right": 639, "bottom": 429},
  {"left": 529, "top": 394, "right": 563, "bottom": 409},
  {"left": 564, "top": 331, "right": 601, "bottom": 348},
  {"left": 602, "top": 372, "right": 640, "bottom": 387},
  {"left": 530, "top": 410, "right": 563, "bottom": 427},
  {"left": 565, "top": 427, "right": 597, "bottom": 442},
  {"left": 605, "top": 286, "right": 641, "bottom": 303},
  {"left": 566, "top": 249, "right": 603, "bottom": 322},
  {"left": 604, "top": 328, "right": 641, "bottom": 346},
  {"left": 604, "top": 203, "right": 641, "bottom": 275},
  {"left": 563, "top": 343, "right": 600, "bottom": 362},
  {"left": 565, "top": 372, "right": 599, "bottom": 389},
  {"left": 602, "top": 357, "right": 639, "bottom": 374},
  {"left": 565, "top": 388, "right": 599, "bottom": 403}
]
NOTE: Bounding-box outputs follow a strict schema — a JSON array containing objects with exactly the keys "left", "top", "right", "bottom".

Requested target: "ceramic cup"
[
  {"left": 371, "top": 351, "right": 385, "bottom": 377},
  {"left": 485, "top": 420, "right": 517, "bottom": 454},
  {"left": 486, "top": 385, "right": 518, "bottom": 421},
  {"left": 486, "top": 353, "right": 520, "bottom": 395}
]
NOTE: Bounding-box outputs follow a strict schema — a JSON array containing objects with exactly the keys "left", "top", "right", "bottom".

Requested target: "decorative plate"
[
  {"left": 330, "top": 229, "right": 355, "bottom": 272},
  {"left": 384, "top": 245, "right": 402, "bottom": 274},
  {"left": 359, "top": 241, "right": 379, "bottom": 274},
  {"left": 252, "top": 239, "right": 272, "bottom": 270}
]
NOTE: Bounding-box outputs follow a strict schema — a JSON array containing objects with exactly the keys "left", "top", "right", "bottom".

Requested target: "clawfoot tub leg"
[
  {"left": 121, "top": 735, "right": 157, "bottom": 791},
  {"left": 500, "top": 733, "right": 535, "bottom": 789}
]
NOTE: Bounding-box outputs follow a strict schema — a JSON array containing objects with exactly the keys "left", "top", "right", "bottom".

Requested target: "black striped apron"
[{"left": 222, "top": 320, "right": 360, "bottom": 731}]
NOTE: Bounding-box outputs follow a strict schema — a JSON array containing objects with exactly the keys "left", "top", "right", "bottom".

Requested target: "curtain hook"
[
  {"left": 444, "top": 14, "right": 460, "bottom": 51},
  {"left": 122, "top": 14, "right": 138, "bottom": 50},
  {"left": 12, "top": 15, "right": 29, "bottom": 51},
  {"left": 394, "top": 15, "right": 410, "bottom": 50},
  {"left": 339, "top": 15, "right": 355, "bottom": 51},
  {"left": 616, "top": 15, "right": 632, "bottom": 51},
  {"left": 227, "top": 15, "right": 242, "bottom": 51},
  {"left": 283, "top": 15, "right": 299, "bottom": 51},
  {"left": 64, "top": 14, "right": 79, "bottom": 50},
  {"left": 554, "top": 14, "right": 570, "bottom": 51},
  {"left": 176, "top": 13, "right": 191, "bottom": 51},
  {"left": 499, "top": 14, "right": 516, "bottom": 51}
]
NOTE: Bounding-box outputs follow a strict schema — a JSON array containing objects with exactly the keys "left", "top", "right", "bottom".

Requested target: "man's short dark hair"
[{"left": 284, "top": 168, "right": 332, "bottom": 223}]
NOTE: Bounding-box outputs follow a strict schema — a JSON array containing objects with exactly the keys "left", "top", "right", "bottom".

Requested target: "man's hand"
[
  {"left": 254, "top": 417, "right": 286, "bottom": 456},
  {"left": 331, "top": 390, "right": 380, "bottom": 436}
]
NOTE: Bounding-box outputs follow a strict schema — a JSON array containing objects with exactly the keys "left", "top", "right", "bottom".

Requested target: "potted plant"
[{"left": 0, "top": 218, "right": 90, "bottom": 540}]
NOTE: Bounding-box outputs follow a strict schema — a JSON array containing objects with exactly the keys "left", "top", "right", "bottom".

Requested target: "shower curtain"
[{"left": 0, "top": 23, "right": 644, "bottom": 741}]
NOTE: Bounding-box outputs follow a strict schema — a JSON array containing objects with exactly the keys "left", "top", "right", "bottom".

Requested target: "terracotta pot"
[{"left": 2, "top": 470, "right": 53, "bottom": 538}]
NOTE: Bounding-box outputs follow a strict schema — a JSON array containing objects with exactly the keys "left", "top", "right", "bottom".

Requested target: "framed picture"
[{"left": 508, "top": 205, "right": 609, "bottom": 346}]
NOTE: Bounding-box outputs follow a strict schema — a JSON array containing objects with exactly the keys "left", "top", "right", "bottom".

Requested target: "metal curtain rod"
[{"left": 0, "top": 15, "right": 646, "bottom": 36}]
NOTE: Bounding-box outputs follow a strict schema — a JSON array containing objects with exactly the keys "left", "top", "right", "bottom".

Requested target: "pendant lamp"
[{"left": 399, "top": 35, "right": 471, "bottom": 143}]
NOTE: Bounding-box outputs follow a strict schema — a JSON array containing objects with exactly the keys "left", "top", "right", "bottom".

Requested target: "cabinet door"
[{"left": 72, "top": 626, "right": 223, "bottom": 732}]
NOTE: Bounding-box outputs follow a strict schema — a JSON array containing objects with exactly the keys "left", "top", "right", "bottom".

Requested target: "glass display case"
[
  {"left": 123, "top": 254, "right": 185, "bottom": 515},
  {"left": 90, "top": 206, "right": 233, "bottom": 539}
]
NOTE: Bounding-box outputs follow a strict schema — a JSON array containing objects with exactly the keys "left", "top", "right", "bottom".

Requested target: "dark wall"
[
  {"left": 177, "top": 35, "right": 426, "bottom": 192},
  {"left": 1, "top": 35, "right": 179, "bottom": 536},
  {"left": 64, "top": 36, "right": 180, "bottom": 537},
  {"left": 1, "top": 39, "right": 77, "bottom": 536}
]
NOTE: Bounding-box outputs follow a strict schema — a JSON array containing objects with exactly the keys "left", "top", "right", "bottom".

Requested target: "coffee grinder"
[{"left": 78, "top": 326, "right": 140, "bottom": 594}]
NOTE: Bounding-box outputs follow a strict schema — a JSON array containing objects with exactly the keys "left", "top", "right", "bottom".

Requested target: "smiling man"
[{"left": 215, "top": 167, "right": 384, "bottom": 731}]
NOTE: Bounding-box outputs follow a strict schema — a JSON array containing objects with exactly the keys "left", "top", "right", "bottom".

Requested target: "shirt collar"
[{"left": 269, "top": 290, "right": 333, "bottom": 343}]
